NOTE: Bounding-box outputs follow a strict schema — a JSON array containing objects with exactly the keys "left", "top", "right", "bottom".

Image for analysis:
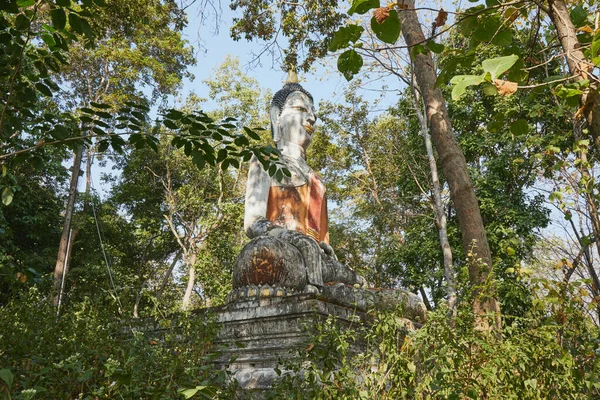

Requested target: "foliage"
[
  {"left": 269, "top": 274, "right": 600, "bottom": 399},
  {"left": 229, "top": 0, "right": 344, "bottom": 71},
  {"left": 0, "top": 287, "right": 228, "bottom": 399}
]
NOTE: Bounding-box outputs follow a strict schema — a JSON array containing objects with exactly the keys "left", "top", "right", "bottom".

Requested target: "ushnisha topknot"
[{"left": 270, "top": 82, "right": 314, "bottom": 118}]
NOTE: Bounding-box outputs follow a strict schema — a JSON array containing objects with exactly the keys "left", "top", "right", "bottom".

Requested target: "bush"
[
  {"left": 269, "top": 278, "right": 600, "bottom": 399},
  {"left": 0, "top": 288, "right": 227, "bottom": 399}
]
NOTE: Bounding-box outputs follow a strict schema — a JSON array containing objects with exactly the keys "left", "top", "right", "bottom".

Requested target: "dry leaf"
[
  {"left": 373, "top": 7, "right": 390, "bottom": 24},
  {"left": 494, "top": 79, "right": 518, "bottom": 96},
  {"left": 305, "top": 343, "right": 315, "bottom": 352},
  {"left": 434, "top": 8, "right": 448, "bottom": 27},
  {"left": 16, "top": 272, "right": 26, "bottom": 283},
  {"left": 578, "top": 61, "right": 593, "bottom": 79},
  {"left": 578, "top": 25, "right": 594, "bottom": 33}
]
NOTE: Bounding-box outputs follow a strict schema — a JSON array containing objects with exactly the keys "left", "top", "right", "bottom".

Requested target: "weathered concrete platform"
[{"left": 213, "top": 293, "right": 366, "bottom": 391}]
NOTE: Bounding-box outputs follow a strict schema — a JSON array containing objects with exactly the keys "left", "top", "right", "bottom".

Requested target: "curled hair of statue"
[
  {"left": 270, "top": 82, "right": 313, "bottom": 139},
  {"left": 270, "top": 83, "right": 314, "bottom": 117}
]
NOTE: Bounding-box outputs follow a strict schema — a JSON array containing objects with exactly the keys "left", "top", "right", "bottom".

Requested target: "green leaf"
[
  {"left": 348, "top": 0, "right": 379, "bottom": 15},
  {"left": 90, "top": 101, "right": 111, "bottom": 109},
  {"left": 411, "top": 44, "right": 428, "bottom": 57},
  {"left": 473, "top": 16, "right": 500, "bottom": 42},
  {"left": 35, "top": 82, "right": 52, "bottom": 96},
  {"left": 15, "top": 14, "right": 30, "bottom": 30},
  {"left": 56, "top": 0, "right": 71, "bottom": 6},
  {"left": 80, "top": 18, "right": 94, "bottom": 40},
  {"left": 570, "top": 5, "right": 587, "bottom": 27},
  {"left": 17, "top": 0, "right": 34, "bottom": 7},
  {"left": 427, "top": 40, "right": 445, "bottom": 54},
  {"left": 217, "top": 149, "right": 227, "bottom": 163},
  {"left": 68, "top": 13, "right": 83, "bottom": 35},
  {"left": 329, "top": 25, "right": 364, "bottom": 51},
  {"left": 94, "top": 110, "right": 111, "bottom": 119},
  {"left": 510, "top": 119, "right": 529, "bottom": 136},
  {"left": 337, "top": 49, "right": 363, "bottom": 81},
  {"left": 163, "top": 120, "right": 178, "bottom": 130},
  {"left": 491, "top": 29, "right": 512, "bottom": 47},
  {"left": 2, "top": 188, "right": 14, "bottom": 206},
  {"left": 92, "top": 0, "right": 107, "bottom": 6},
  {"left": 371, "top": 10, "right": 400, "bottom": 44},
  {"left": 481, "top": 54, "right": 518, "bottom": 80},
  {"left": 97, "top": 140, "right": 109, "bottom": 152},
  {"left": 50, "top": 8, "right": 66, "bottom": 30},
  {"left": 482, "top": 82, "right": 498, "bottom": 96},
  {"left": 243, "top": 126, "right": 261, "bottom": 141},
  {"left": 449, "top": 74, "right": 484, "bottom": 100},
  {"left": 459, "top": 16, "right": 477, "bottom": 37}
]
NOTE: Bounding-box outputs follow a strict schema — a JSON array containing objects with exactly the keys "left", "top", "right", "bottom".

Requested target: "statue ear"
[{"left": 270, "top": 105, "right": 281, "bottom": 142}]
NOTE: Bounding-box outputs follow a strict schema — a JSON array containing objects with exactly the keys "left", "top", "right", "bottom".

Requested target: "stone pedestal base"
[{"left": 213, "top": 293, "right": 365, "bottom": 392}]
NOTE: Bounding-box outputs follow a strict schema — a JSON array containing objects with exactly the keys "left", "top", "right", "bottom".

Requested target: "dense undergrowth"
[{"left": 1, "top": 276, "right": 599, "bottom": 399}]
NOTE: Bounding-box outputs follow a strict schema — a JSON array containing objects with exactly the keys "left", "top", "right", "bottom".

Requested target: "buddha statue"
[
  {"left": 229, "top": 74, "right": 426, "bottom": 324},
  {"left": 235, "top": 73, "right": 365, "bottom": 294}
]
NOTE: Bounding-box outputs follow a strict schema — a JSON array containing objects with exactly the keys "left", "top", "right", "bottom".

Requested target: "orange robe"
[{"left": 266, "top": 174, "right": 330, "bottom": 244}]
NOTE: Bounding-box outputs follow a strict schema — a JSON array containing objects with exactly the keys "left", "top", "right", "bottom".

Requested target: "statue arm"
[{"left": 244, "top": 156, "right": 273, "bottom": 238}]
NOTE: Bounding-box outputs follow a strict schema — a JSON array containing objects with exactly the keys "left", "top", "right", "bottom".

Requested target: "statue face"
[{"left": 275, "top": 91, "right": 317, "bottom": 149}]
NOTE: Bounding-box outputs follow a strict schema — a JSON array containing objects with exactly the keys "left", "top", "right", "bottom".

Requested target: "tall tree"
[{"left": 51, "top": 0, "right": 195, "bottom": 305}]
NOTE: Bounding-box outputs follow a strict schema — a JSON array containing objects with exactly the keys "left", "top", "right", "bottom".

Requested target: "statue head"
[{"left": 270, "top": 81, "right": 317, "bottom": 151}]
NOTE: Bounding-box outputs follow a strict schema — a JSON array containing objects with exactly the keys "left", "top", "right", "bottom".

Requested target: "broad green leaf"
[
  {"left": 35, "top": 82, "right": 52, "bottom": 96},
  {"left": 473, "top": 16, "right": 500, "bottom": 42},
  {"left": 491, "top": 29, "right": 512, "bottom": 47},
  {"left": 427, "top": 40, "right": 444, "bottom": 54},
  {"left": 329, "top": 25, "right": 364, "bottom": 51},
  {"left": 68, "top": 13, "right": 83, "bottom": 35},
  {"left": 510, "top": 119, "right": 529, "bottom": 136},
  {"left": 97, "top": 140, "right": 109, "bottom": 152},
  {"left": 449, "top": 74, "right": 484, "bottom": 100},
  {"left": 371, "top": 10, "right": 400, "bottom": 44},
  {"left": 481, "top": 54, "right": 518, "bottom": 80},
  {"left": 570, "top": 5, "right": 587, "bottom": 27},
  {"left": 459, "top": 16, "right": 477, "bottom": 36},
  {"left": 17, "top": 0, "right": 34, "bottom": 7},
  {"left": 1, "top": 164, "right": 6, "bottom": 177},
  {"left": 337, "top": 49, "right": 363, "bottom": 81},
  {"left": 482, "top": 82, "right": 498, "bottom": 96},
  {"left": 93, "top": 0, "right": 107, "bottom": 6},
  {"left": 56, "top": 0, "right": 70, "bottom": 6},
  {"left": 2, "top": 188, "right": 14, "bottom": 206},
  {"left": 348, "top": 0, "right": 379, "bottom": 15},
  {"left": 411, "top": 44, "right": 428, "bottom": 57},
  {"left": 50, "top": 8, "right": 66, "bottom": 30},
  {"left": 15, "top": 14, "right": 29, "bottom": 30},
  {"left": 179, "top": 387, "right": 200, "bottom": 399}
]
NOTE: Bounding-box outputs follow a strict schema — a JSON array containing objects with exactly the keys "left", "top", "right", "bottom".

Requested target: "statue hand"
[
  {"left": 268, "top": 228, "right": 312, "bottom": 244},
  {"left": 319, "top": 241, "right": 338, "bottom": 261},
  {"left": 248, "top": 217, "right": 278, "bottom": 238}
]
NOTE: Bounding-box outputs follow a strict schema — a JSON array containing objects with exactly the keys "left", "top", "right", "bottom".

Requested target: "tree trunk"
[
  {"left": 547, "top": 0, "right": 600, "bottom": 149},
  {"left": 398, "top": 0, "right": 500, "bottom": 328},
  {"left": 156, "top": 250, "right": 182, "bottom": 301},
  {"left": 410, "top": 73, "right": 456, "bottom": 314},
  {"left": 52, "top": 145, "right": 84, "bottom": 306},
  {"left": 182, "top": 252, "right": 197, "bottom": 311}
]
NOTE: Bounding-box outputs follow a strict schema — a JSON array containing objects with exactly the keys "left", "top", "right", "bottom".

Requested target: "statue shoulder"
[{"left": 272, "top": 155, "right": 312, "bottom": 187}]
